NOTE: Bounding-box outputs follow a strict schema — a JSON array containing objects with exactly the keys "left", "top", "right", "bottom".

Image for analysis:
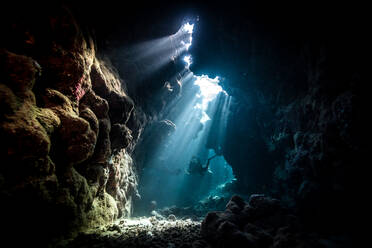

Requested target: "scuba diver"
[{"left": 186, "top": 154, "right": 219, "bottom": 175}]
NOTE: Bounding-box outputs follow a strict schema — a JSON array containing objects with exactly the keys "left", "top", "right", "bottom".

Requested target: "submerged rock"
[
  {"left": 1, "top": 6, "right": 140, "bottom": 246},
  {"left": 201, "top": 195, "right": 329, "bottom": 248},
  {"left": 168, "top": 214, "right": 177, "bottom": 221}
]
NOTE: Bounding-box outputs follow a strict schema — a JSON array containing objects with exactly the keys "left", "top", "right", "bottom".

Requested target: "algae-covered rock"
[
  {"left": 90, "top": 58, "right": 134, "bottom": 124},
  {"left": 1, "top": 6, "right": 140, "bottom": 245}
]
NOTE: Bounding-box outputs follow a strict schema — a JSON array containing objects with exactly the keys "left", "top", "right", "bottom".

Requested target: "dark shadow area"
[{"left": 1, "top": 1, "right": 366, "bottom": 247}]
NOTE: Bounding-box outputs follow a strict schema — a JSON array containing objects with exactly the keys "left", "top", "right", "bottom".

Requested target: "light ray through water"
[
  {"left": 121, "top": 22, "right": 195, "bottom": 81},
  {"left": 137, "top": 72, "right": 234, "bottom": 212},
  {"left": 134, "top": 22, "right": 235, "bottom": 215}
]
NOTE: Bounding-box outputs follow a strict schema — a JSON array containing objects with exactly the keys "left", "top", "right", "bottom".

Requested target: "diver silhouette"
[{"left": 186, "top": 154, "right": 219, "bottom": 175}]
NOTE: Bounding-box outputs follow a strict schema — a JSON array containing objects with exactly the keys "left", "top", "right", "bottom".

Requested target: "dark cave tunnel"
[{"left": 0, "top": 1, "right": 366, "bottom": 247}]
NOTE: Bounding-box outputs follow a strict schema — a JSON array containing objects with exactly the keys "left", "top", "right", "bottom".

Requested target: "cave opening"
[
  {"left": 1, "top": 1, "right": 363, "bottom": 247},
  {"left": 133, "top": 21, "right": 236, "bottom": 217}
]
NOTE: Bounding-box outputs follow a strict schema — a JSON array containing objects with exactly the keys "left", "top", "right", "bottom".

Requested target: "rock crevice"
[{"left": 0, "top": 7, "right": 140, "bottom": 245}]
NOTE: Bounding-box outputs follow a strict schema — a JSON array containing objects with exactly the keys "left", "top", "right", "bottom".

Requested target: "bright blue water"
[{"left": 137, "top": 72, "right": 235, "bottom": 212}]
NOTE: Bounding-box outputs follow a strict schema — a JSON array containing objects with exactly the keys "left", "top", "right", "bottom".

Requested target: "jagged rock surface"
[
  {"left": 1, "top": 6, "right": 141, "bottom": 245},
  {"left": 201, "top": 195, "right": 350, "bottom": 248},
  {"left": 1, "top": 2, "right": 363, "bottom": 247}
]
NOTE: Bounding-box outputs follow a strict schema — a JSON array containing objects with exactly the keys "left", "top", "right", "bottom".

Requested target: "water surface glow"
[{"left": 183, "top": 55, "right": 192, "bottom": 68}]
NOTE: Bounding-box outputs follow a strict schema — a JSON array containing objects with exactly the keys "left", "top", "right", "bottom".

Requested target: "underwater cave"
[{"left": 0, "top": 1, "right": 365, "bottom": 247}]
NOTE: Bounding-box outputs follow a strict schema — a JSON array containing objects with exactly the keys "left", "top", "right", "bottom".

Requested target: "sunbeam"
[
  {"left": 123, "top": 22, "right": 195, "bottom": 78},
  {"left": 2, "top": 3, "right": 361, "bottom": 247},
  {"left": 136, "top": 68, "right": 235, "bottom": 214}
]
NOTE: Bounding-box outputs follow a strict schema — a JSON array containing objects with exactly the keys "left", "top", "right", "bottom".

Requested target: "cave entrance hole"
[
  {"left": 132, "top": 21, "right": 236, "bottom": 217},
  {"left": 135, "top": 72, "right": 235, "bottom": 216}
]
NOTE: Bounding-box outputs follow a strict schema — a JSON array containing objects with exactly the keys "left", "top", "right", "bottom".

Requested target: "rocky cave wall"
[
  {"left": 193, "top": 3, "right": 364, "bottom": 235},
  {"left": 0, "top": 6, "right": 142, "bottom": 244},
  {"left": 85, "top": 4, "right": 364, "bottom": 237},
  {"left": 0, "top": 2, "right": 365, "bottom": 245}
]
